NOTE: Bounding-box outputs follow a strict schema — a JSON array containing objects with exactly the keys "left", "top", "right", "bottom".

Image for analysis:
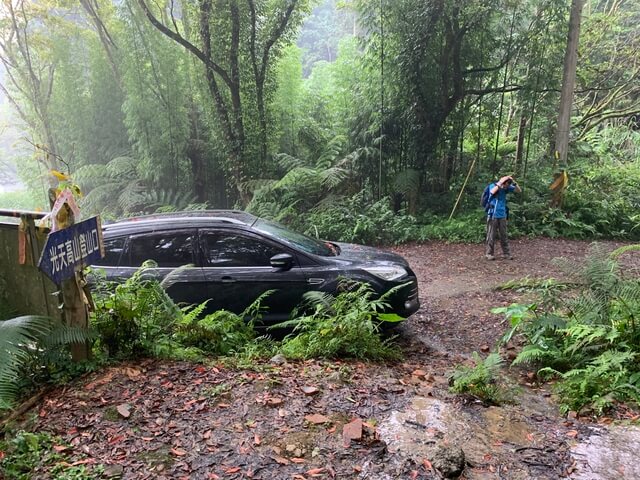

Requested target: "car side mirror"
[{"left": 270, "top": 253, "right": 293, "bottom": 271}]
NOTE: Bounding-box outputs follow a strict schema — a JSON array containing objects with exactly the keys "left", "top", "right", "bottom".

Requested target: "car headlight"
[{"left": 362, "top": 265, "right": 408, "bottom": 281}]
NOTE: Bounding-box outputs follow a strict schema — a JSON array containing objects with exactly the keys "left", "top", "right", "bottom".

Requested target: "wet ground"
[{"left": 9, "top": 238, "right": 640, "bottom": 479}]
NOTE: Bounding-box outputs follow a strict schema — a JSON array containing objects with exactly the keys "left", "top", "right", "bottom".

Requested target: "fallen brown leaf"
[
  {"left": 305, "top": 414, "right": 331, "bottom": 425},
  {"left": 272, "top": 455, "right": 290, "bottom": 465},
  {"left": 342, "top": 418, "right": 363, "bottom": 446},
  {"left": 116, "top": 404, "right": 131, "bottom": 418},
  {"left": 171, "top": 448, "right": 188, "bottom": 456}
]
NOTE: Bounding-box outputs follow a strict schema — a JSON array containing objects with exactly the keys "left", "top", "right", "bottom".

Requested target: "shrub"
[
  {"left": 91, "top": 264, "right": 271, "bottom": 361},
  {"left": 302, "top": 192, "right": 418, "bottom": 245},
  {"left": 496, "top": 244, "right": 640, "bottom": 414},
  {"left": 0, "top": 316, "right": 92, "bottom": 409},
  {"left": 91, "top": 261, "right": 182, "bottom": 359},
  {"left": 417, "top": 212, "right": 486, "bottom": 243},
  {"left": 449, "top": 352, "right": 509, "bottom": 405},
  {"left": 276, "top": 280, "right": 403, "bottom": 361}
]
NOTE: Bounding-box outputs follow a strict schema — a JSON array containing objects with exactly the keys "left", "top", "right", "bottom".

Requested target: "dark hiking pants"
[{"left": 486, "top": 218, "right": 510, "bottom": 256}]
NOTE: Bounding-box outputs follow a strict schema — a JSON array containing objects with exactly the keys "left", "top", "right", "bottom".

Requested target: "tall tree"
[
  {"left": 554, "top": 0, "right": 584, "bottom": 166},
  {"left": 136, "top": 0, "right": 308, "bottom": 204},
  {"left": 0, "top": 0, "right": 59, "bottom": 173}
]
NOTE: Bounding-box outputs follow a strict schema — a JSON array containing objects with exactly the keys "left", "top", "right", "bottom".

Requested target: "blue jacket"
[{"left": 488, "top": 183, "right": 515, "bottom": 219}]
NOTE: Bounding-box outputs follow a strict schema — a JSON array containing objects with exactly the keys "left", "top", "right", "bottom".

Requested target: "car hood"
[{"left": 332, "top": 242, "right": 409, "bottom": 267}]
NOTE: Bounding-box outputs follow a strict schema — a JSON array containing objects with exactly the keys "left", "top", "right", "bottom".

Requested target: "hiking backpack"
[{"left": 480, "top": 184, "right": 492, "bottom": 211}]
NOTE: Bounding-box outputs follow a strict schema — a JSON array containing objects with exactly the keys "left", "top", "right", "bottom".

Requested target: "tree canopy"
[{"left": 0, "top": 0, "right": 638, "bottom": 238}]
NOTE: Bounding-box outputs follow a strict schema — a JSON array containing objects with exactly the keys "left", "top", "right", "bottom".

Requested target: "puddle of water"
[
  {"left": 376, "top": 396, "right": 534, "bottom": 479},
  {"left": 570, "top": 425, "right": 640, "bottom": 480},
  {"left": 377, "top": 396, "right": 640, "bottom": 480}
]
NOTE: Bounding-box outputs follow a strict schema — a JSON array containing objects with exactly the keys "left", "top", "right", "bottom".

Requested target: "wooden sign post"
[{"left": 39, "top": 189, "right": 104, "bottom": 361}]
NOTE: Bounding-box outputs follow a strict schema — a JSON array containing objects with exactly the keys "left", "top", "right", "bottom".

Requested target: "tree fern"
[{"left": 392, "top": 168, "right": 421, "bottom": 196}]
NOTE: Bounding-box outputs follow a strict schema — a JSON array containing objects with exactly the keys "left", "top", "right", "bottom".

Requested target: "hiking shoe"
[
  {"left": 485, "top": 254, "right": 495, "bottom": 261},
  {"left": 504, "top": 254, "right": 514, "bottom": 260}
]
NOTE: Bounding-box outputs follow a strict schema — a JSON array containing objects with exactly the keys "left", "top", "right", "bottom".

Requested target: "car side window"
[
  {"left": 92, "top": 237, "right": 126, "bottom": 266},
  {"left": 203, "top": 233, "right": 284, "bottom": 267},
  {"left": 128, "top": 232, "right": 194, "bottom": 267}
]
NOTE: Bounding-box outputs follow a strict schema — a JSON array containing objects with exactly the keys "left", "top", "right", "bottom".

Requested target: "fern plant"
[
  {"left": 91, "top": 261, "right": 182, "bottom": 359},
  {"left": 0, "top": 316, "right": 91, "bottom": 408},
  {"left": 75, "top": 155, "right": 201, "bottom": 219},
  {"left": 496, "top": 244, "right": 640, "bottom": 413},
  {"left": 275, "top": 280, "right": 403, "bottom": 361},
  {"left": 449, "top": 352, "right": 509, "bottom": 405},
  {"left": 175, "top": 291, "right": 271, "bottom": 357}
]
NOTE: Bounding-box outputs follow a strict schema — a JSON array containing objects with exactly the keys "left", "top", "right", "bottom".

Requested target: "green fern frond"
[
  {"left": 315, "top": 135, "right": 346, "bottom": 170},
  {"left": 610, "top": 244, "right": 640, "bottom": 259},
  {"left": 392, "top": 169, "right": 421, "bottom": 195},
  {"left": 312, "top": 193, "right": 346, "bottom": 212},
  {"left": 275, "top": 153, "right": 308, "bottom": 171},
  {"left": 242, "top": 289, "right": 276, "bottom": 321},
  {"left": 116, "top": 181, "right": 146, "bottom": 213},
  {"left": 242, "top": 178, "right": 277, "bottom": 194},
  {"left": 0, "top": 316, "right": 66, "bottom": 404},
  {"left": 274, "top": 167, "right": 317, "bottom": 188},
  {"left": 320, "top": 166, "right": 349, "bottom": 189},
  {"left": 179, "top": 301, "right": 210, "bottom": 326},
  {"left": 512, "top": 344, "right": 558, "bottom": 366},
  {"left": 106, "top": 156, "right": 139, "bottom": 178},
  {"left": 73, "top": 164, "right": 110, "bottom": 191},
  {"left": 41, "top": 325, "right": 94, "bottom": 348},
  {"left": 160, "top": 264, "right": 197, "bottom": 289}
]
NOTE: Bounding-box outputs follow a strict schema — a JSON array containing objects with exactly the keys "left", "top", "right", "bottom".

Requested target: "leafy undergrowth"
[
  {"left": 449, "top": 352, "right": 514, "bottom": 405},
  {"left": 0, "top": 430, "right": 101, "bottom": 480},
  {"left": 497, "top": 244, "right": 640, "bottom": 415}
]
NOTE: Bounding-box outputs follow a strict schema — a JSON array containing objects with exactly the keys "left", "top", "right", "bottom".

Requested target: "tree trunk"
[
  {"left": 554, "top": 0, "right": 584, "bottom": 166},
  {"left": 514, "top": 113, "right": 527, "bottom": 176}
]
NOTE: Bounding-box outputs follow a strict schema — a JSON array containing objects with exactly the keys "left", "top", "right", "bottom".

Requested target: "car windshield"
[{"left": 253, "top": 219, "right": 336, "bottom": 256}]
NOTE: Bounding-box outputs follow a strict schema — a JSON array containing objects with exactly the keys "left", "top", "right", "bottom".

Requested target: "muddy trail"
[{"left": 13, "top": 239, "right": 640, "bottom": 479}]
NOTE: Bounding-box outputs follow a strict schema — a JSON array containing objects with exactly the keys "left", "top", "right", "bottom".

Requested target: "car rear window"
[
  {"left": 93, "top": 236, "right": 126, "bottom": 266},
  {"left": 127, "top": 232, "right": 194, "bottom": 267}
]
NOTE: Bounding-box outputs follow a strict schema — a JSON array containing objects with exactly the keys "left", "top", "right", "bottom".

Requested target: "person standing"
[{"left": 485, "top": 175, "right": 521, "bottom": 260}]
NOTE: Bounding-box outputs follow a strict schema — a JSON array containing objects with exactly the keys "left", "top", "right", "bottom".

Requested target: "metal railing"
[{"left": 0, "top": 209, "right": 47, "bottom": 219}]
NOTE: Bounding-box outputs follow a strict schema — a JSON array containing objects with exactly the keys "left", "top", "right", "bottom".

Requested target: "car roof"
[{"left": 103, "top": 210, "right": 258, "bottom": 235}]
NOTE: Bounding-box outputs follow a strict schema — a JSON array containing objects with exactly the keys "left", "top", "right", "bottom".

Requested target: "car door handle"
[
  {"left": 221, "top": 276, "right": 236, "bottom": 283},
  {"left": 307, "top": 278, "right": 325, "bottom": 285}
]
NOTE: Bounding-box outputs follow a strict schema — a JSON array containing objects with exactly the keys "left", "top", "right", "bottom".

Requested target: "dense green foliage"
[
  {"left": 449, "top": 352, "right": 510, "bottom": 405},
  {"left": 91, "top": 264, "right": 402, "bottom": 364},
  {"left": 0, "top": 0, "right": 637, "bottom": 239},
  {"left": 90, "top": 262, "right": 264, "bottom": 360},
  {"left": 0, "top": 316, "right": 92, "bottom": 409},
  {"left": 277, "top": 281, "right": 403, "bottom": 361},
  {"left": 0, "top": 430, "right": 100, "bottom": 480},
  {"left": 496, "top": 245, "right": 640, "bottom": 414}
]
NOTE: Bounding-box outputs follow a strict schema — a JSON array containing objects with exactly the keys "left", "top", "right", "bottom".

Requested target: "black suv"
[{"left": 94, "top": 211, "right": 419, "bottom": 324}]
